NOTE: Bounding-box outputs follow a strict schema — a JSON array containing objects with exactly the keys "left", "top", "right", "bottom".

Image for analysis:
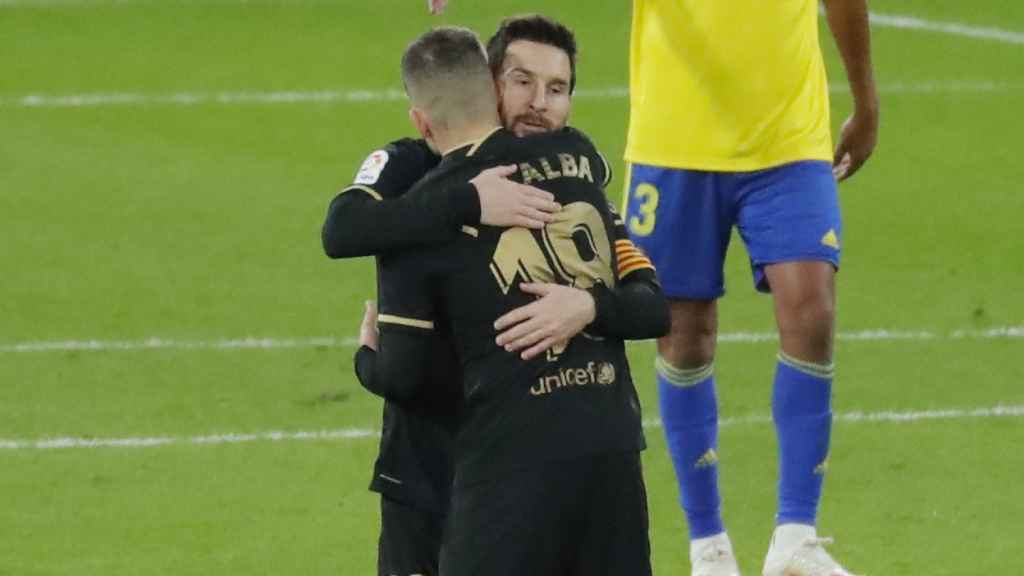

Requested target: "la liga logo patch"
[{"left": 354, "top": 150, "right": 390, "bottom": 185}]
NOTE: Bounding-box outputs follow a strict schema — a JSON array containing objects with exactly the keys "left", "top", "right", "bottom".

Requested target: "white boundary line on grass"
[
  {"left": 869, "top": 12, "right": 1024, "bottom": 45},
  {"left": 0, "top": 81, "right": 1015, "bottom": 109},
  {"left": 2, "top": 404, "right": 1021, "bottom": 451},
  {"left": 0, "top": 336, "right": 354, "bottom": 353},
  {"left": 1, "top": 327, "right": 1022, "bottom": 353},
  {"left": 0, "top": 428, "right": 380, "bottom": 450}
]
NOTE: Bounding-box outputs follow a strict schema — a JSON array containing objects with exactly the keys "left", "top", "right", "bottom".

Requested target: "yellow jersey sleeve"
[{"left": 625, "top": 0, "right": 833, "bottom": 171}]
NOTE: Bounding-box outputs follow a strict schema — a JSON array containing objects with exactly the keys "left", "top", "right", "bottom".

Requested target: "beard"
[
  {"left": 513, "top": 113, "right": 553, "bottom": 135},
  {"left": 502, "top": 108, "right": 555, "bottom": 136}
]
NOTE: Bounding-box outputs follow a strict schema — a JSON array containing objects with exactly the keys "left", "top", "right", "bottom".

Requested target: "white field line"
[
  {"left": 2, "top": 327, "right": 1022, "bottom": 354},
  {"left": 0, "top": 428, "right": 380, "bottom": 450},
  {"left": 869, "top": 12, "right": 1024, "bottom": 45},
  {"left": 0, "top": 81, "right": 1015, "bottom": 109},
  {"left": 0, "top": 336, "right": 358, "bottom": 353},
  {"left": 642, "top": 404, "right": 1024, "bottom": 429},
  {"left": 2, "top": 404, "right": 1021, "bottom": 451}
]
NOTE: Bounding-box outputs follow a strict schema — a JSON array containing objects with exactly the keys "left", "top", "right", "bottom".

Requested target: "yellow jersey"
[{"left": 625, "top": 0, "right": 833, "bottom": 171}]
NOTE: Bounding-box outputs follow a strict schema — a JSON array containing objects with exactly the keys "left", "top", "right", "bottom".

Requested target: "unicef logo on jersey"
[{"left": 531, "top": 361, "right": 618, "bottom": 396}]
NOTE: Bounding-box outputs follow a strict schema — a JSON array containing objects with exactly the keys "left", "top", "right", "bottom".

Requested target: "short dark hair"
[
  {"left": 401, "top": 27, "right": 496, "bottom": 127},
  {"left": 486, "top": 14, "right": 578, "bottom": 93}
]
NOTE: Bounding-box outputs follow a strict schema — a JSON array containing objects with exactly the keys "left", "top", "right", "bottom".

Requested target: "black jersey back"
[{"left": 376, "top": 127, "right": 646, "bottom": 487}]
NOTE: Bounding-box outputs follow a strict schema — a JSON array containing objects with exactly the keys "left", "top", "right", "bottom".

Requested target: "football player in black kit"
[
  {"left": 323, "top": 16, "right": 666, "bottom": 576},
  {"left": 352, "top": 26, "right": 668, "bottom": 576}
]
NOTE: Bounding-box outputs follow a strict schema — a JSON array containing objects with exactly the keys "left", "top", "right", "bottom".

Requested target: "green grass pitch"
[{"left": 2, "top": 0, "right": 1022, "bottom": 574}]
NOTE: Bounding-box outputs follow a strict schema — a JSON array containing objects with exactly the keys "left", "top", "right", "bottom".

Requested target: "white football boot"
[
  {"left": 691, "top": 532, "right": 742, "bottom": 576},
  {"left": 761, "top": 524, "right": 857, "bottom": 576}
]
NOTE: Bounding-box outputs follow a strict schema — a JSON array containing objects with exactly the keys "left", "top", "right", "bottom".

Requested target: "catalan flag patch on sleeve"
[{"left": 615, "top": 239, "right": 655, "bottom": 278}]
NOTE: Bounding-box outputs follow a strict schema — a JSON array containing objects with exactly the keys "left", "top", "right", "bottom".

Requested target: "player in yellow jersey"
[{"left": 623, "top": 1, "right": 878, "bottom": 576}]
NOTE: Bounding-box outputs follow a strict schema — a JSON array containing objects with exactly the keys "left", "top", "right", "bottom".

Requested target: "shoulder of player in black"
[
  {"left": 405, "top": 126, "right": 613, "bottom": 201},
  {"left": 385, "top": 137, "right": 439, "bottom": 167},
  {"left": 434, "top": 127, "right": 596, "bottom": 163},
  {"left": 348, "top": 137, "right": 441, "bottom": 200},
  {"left": 402, "top": 128, "right": 513, "bottom": 196},
  {"left": 434, "top": 128, "right": 515, "bottom": 165}
]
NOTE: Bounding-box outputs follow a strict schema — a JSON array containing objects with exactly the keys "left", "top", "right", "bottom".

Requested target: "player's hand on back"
[
  {"left": 472, "top": 165, "right": 561, "bottom": 229},
  {"left": 494, "top": 283, "right": 596, "bottom": 360},
  {"left": 832, "top": 107, "right": 879, "bottom": 182},
  {"left": 359, "top": 300, "right": 379, "bottom": 351}
]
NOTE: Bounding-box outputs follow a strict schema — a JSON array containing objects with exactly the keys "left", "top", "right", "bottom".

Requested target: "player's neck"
[{"left": 438, "top": 122, "right": 502, "bottom": 156}]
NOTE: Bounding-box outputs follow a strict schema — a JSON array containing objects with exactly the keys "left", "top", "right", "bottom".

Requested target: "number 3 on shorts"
[{"left": 628, "top": 183, "right": 659, "bottom": 237}]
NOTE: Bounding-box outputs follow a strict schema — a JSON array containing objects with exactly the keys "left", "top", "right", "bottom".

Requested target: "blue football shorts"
[{"left": 622, "top": 160, "right": 841, "bottom": 300}]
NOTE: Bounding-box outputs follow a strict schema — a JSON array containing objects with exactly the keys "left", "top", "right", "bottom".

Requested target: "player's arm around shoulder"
[
  {"left": 492, "top": 255, "right": 670, "bottom": 361},
  {"left": 321, "top": 138, "right": 439, "bottom": 259},
  {"left": 575, "top": 139, "right": 666, "bottom": 343},
  {"left": 322, "top": 141, "right": 560, "bottom": 258},
  {"left": 491, "top": 130, "right": 667, "bottom": 359},
  {"left": 492, "top": 199, "right": 670, "bottom": 360},
  {"left": 587, "top": 202, "right": 669, "bottom": 341}
]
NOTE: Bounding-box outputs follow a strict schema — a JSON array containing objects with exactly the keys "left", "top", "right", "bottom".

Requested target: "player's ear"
[{"left": 409, "top": 107, "right": 433, "bottom": 141}]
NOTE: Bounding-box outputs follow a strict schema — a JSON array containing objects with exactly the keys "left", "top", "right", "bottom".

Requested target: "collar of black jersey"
[
  {"left": 444, "top": 126, "right": 581, "bottom": 161},
  {"left": 443, "top": 127, "right": 510, "bottom": 160}
]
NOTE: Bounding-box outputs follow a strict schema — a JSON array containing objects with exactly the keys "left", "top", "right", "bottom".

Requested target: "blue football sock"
[
  {"left": 656, "top": 356, "right": 723, "bottom": 539},
  {"left": 773, "top": 352, "right": 834, "bottom": 526}
]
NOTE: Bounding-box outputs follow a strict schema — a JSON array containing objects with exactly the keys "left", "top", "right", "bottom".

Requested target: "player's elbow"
[
  {"left": 377, "top": 363, "right": 423, "bottom": 403},
  {"left": 619, "top": 282, "right": 671, "bottom": 340},
  {"left": 649, "top": 298, "right": 671, "bottom": 339},
  {"left": 380, "top": 377, "right": 421, "bottom": 403},
  {"left": 322, "top": 220, "right": 367, "bottom": 259},
  {"left": 321, "top": 197, "right": 365, "bottom": 259},
  {"left": 633, "top": 292, "right": 671, "bottom": 340},
  {"left": 355, "top": 363, "right": 418, "bottom": 402},
  {"left": 321, "top": 227, "right": 348, "bottom": 259}
]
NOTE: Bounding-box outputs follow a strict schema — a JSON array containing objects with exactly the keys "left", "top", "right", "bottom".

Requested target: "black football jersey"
[{"left": 376, "top": 128, "right": 646, "bottom": 486}]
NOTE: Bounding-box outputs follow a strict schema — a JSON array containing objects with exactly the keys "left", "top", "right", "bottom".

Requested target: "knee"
[
  {"left": 659, "top": 302, "right": 717, "bottom": 368},
  {"left": 777, "top": 296, "right": 835, "bottom": 362},
  {"left": 768, "top": 262, "right": 836, "bottom": 343},
  {"left": 789, "top": 297, "right": 834, "bottom": 333}
]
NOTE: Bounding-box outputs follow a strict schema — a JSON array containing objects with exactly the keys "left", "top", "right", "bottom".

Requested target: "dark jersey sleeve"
[
  {"left": 353, "top": 251, "right": 439, "bottom": 401},
  {"left": 587, "top": 279, "right": 669, "bottom": 340},
  {"left": 585, "top": 197, "right": 668, "bottom": 340},
  {"left": 321, "top": 139, "right": 481, "bottom": 258},
  {"left": 354, "top": 335, "right": 433, "bottom": 402}
]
